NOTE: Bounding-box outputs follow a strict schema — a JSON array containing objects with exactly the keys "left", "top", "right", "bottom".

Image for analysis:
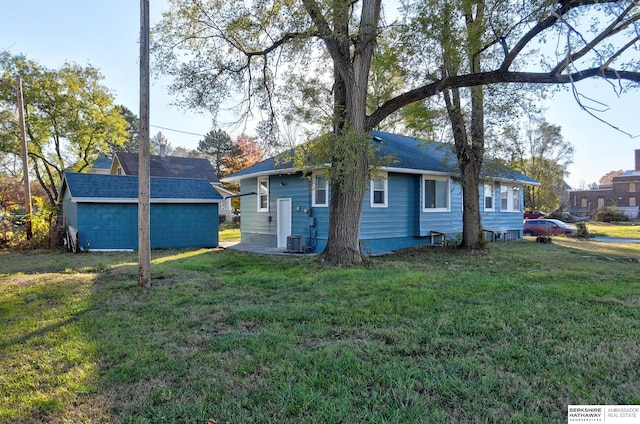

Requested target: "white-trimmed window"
[
  {"left": 484, "top": 183, "right": 494, "bottom": 211},
  {"left": 500, "top": 184, "right": 521, "bottom": 212},
  {"left": 423, "top": 176, "right": 449, "bottom": 211},
  {"left": 370, "top": 173, "right": 388, "bottom": 208},
  {"left": 257, "top": 176, "right": 269, "bottom": 211},
  {"left": 312, "top": 173, "right": 329, "bottom": 207}
]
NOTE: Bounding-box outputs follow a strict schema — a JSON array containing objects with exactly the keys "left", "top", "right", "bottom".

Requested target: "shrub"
[
  {"left": 575, "top": 222, "right": 590, "bottom": 238},
  {"left": 4, "top": 197, "right": 64, "bottom": 250},
  {"left": 593, "top": 206, "right": 628, "bottom": 223},
  {"left": 218, "top": 215, "right": 227, "bottom": 224}
]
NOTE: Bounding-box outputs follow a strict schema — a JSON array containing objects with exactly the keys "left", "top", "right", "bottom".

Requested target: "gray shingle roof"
[
  {"left": 114, "top": 152, "right": 220, "bottom": 183},
  {"left": 223, "top": 130, "right": 538, "bottom": 184},
  {"left": 60, "top": 172, "right": 223, "bottom": 202}
]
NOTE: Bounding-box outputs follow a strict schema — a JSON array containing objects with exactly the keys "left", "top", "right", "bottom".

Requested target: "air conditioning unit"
[{"left": 286, "top": 236, "right": 306, "bottom": 253}]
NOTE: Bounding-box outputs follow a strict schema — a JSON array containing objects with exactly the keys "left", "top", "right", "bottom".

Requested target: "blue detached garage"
[{"left": 58, "top": 172, "right": 223, "bottom": 251}]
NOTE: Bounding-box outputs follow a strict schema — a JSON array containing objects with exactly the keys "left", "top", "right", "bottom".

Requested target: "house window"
[
  {"left": 500, "top": 185, "right": 521, "bottom": 212},
  {"left": 423, "top": 176, "right": 449, "bottom": 211},
  {"left": 370, "top": 173, "right": 388, "bottom": 208},
  {"left": 257, "top": 176, "right": 269, "bottom": 211},
  {"left": 117, "top": 167, "right": 123, "bottom": 175},
  {"left": 500, "top": 186, "right": 508, "bottom": 210},
  {"left": 598, "top": 197, "right": 605, "bottom": 209},
  {"left": 581, "top": 198, "right": 587, "bottom": 208},
  {"left": 513, "top": 186, "right": 521, "bottom": 211},
  {"left": 484, "top": 183, "right": 494, "bottom": 211},
  {"left": 630, "top": 183, "right": 636, "bottom": 193},
  {"left": 630, "top": 197, "right": 636, "bottom": 207},
  {"left": 312, "top": 173, "right": 329, "bottom": 207}
]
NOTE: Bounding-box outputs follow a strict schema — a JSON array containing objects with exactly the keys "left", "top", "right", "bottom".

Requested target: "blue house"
[
  {"left": 58, "top": 172, "right": 223, "bottom": 251},
  {"left": 222, "top": 131, "right": 538, "bottom": 254}
]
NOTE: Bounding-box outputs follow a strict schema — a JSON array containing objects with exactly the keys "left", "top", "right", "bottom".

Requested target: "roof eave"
[
  {"left": 223, "top": 164, "right": 538, "bottom": 186},
  {"left": 68, "top": 197, "right": 221, "bottom": 204},
  {"left": 222, "top": 166, "right": 311, "bottom": 183}
]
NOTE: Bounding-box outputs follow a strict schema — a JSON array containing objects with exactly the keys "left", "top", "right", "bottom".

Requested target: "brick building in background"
[{"left": 568, "top": 150, "right": 640, "bottom": 220}]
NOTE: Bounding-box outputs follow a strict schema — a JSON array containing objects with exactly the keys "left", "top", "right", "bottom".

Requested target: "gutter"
[{"left": 223, "top": 192, "right": 257, "bottom": 200}]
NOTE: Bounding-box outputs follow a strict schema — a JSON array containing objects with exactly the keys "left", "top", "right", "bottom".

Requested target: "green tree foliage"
[
  {"left": 154, "top": 0, "right": 640, "bottom": 264},
  {"left": 593, "top": 206, "right": 629, "bottom": 222},
  {"left": 197, "top": 129, "right": 235, "bottom": 176},
  {"left": 0, "top": 52, "right": 129, "bottom": 204},
  {"left": 492, "top": 119, "right": 574, "bottom": 211},
  {"left": 112, "top": 105, "right": 140, "bottom": 153}
]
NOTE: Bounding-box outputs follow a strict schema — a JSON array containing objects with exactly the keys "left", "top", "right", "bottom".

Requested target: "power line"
[{"left": 150, "top": 124, "right": 205, "bottom": 138}]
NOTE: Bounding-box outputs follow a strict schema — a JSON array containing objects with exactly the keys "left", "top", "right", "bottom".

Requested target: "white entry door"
[{"left": 277, "top": 198, "right": 292, "bottom": 248}]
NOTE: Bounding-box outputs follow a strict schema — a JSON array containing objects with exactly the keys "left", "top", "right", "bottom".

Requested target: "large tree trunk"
[
  {"left": 322, "top": 57, "right": 369, "bottom": 264},
  {"left": 459, "top": 155, "right": 484, "bottom": 249},
  {"left": 316, "top": 0, "right": 380, "bottom": 265},
  {"left": 448, "top": 2, "right": 486, "bottom": 250},
  {"left": 443, "top": 82, "right": 485, "bottom": 250},
  {"left": 323, "top": 159, "right": 368, "bottom": 265}
]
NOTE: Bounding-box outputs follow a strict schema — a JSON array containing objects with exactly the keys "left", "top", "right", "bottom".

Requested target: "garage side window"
[{"left": 258, "top": 176, "right": 269, "bottom": 211}]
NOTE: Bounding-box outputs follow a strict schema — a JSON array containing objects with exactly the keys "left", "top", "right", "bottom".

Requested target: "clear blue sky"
[{"left": 2, "top": 1, "right": 638, "bottom": 189}]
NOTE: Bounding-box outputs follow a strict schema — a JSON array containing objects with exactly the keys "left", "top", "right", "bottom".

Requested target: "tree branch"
[
  {"left": 367, "top": 68, "right": 640, "bottom": 129},
  {"left": 498, "top": 0, "right": 622, "bottom": 73},
  {"left": 550, "top": 2, "right": 640, "bottom": 75}
]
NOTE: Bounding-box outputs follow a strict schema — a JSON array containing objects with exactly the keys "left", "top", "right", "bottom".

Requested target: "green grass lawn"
[
  {"left": 219, "top": 228, "right": 241, "bottom": 243},
  {"left": 585, "top": 221, "right": 640, "bottom": 238},
  {"left": 1, "top": 239, "right": 639, "bottom": 423}
]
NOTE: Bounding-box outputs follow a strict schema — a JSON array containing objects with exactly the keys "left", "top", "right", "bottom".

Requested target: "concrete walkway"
[
  {"left": 591, "top": 236, "right": 640, "bottom": 244},
  {"left": 219, "top": 241, "right": 316, "bottom": 256}
]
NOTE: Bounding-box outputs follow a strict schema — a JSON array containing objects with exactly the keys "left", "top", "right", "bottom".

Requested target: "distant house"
[
  {"left": 110, "top": 152, "right": 220, "bottom": 183},
  {"left": 58, "top": 172, "right": 222, "bottom": 251},
  {"left": 110, "top": 151, "right": 234, "bottom": 222},
  {"left": 568, "top": 149, "right": 640, "bottom": 220},
  {"left": 222, "top": 131, "right": 537, "bottom": 254},
  {"left": 87, "top": 154, "right": 113, "bottom": 175}
]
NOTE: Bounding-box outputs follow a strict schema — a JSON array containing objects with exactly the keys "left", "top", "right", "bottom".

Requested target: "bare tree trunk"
[
  {"left": 323, "top": 169, "right": 367, "bottom": 265},
  {"left": 317, "top": 0, "right": 380, "bottom": 265},
  {"left": 444, "top": 1, "right": 486, "bottom": 250},
  {"left": 459, "top": 157, "right": 484, "bottom": 249}
]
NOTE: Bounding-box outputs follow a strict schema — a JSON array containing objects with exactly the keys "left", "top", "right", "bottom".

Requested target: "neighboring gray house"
[
  {"left": 109, "top": 151, "right": 234, "bottom": 222},
  {"left": 222, "top": 131, "right": 538, "bottom": 254},
  {"left": 58, "top": 172, "right": 222, "bottom": 251}
]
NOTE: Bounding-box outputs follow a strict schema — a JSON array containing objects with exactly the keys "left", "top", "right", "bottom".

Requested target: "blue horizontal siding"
[
  {"left": 238, "top": 173, "right": 525, "bottom": 254},
  {"left": 360, "top": 173, "right": 419, "bottom": 240},
  {"left": 240, "top": 173, "right": 316, "bottom": 249},
  {"left": 74, "top": 202, "right": 218, "bottom": 250},
  {"left": 480, "top": 181, "right": 524, "bottom": 238},
  {"left": 419, "top": 178, "right": 463, "bottom": 236}
]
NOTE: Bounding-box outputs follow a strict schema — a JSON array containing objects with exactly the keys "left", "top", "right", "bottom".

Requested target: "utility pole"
[
  {"left": 16, "top": 75, "right": 33, "bottom": 240},
  {"left": 138, "top": 0, "right": 151, "bottom": 287}
]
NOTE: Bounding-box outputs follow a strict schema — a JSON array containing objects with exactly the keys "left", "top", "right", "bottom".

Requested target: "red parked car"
[
  {"left": 523, "top": 210, "right": 546, "bottom": 219},
  {"left": 523, "top": 219, "right": 576, "bottom": 236}
]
